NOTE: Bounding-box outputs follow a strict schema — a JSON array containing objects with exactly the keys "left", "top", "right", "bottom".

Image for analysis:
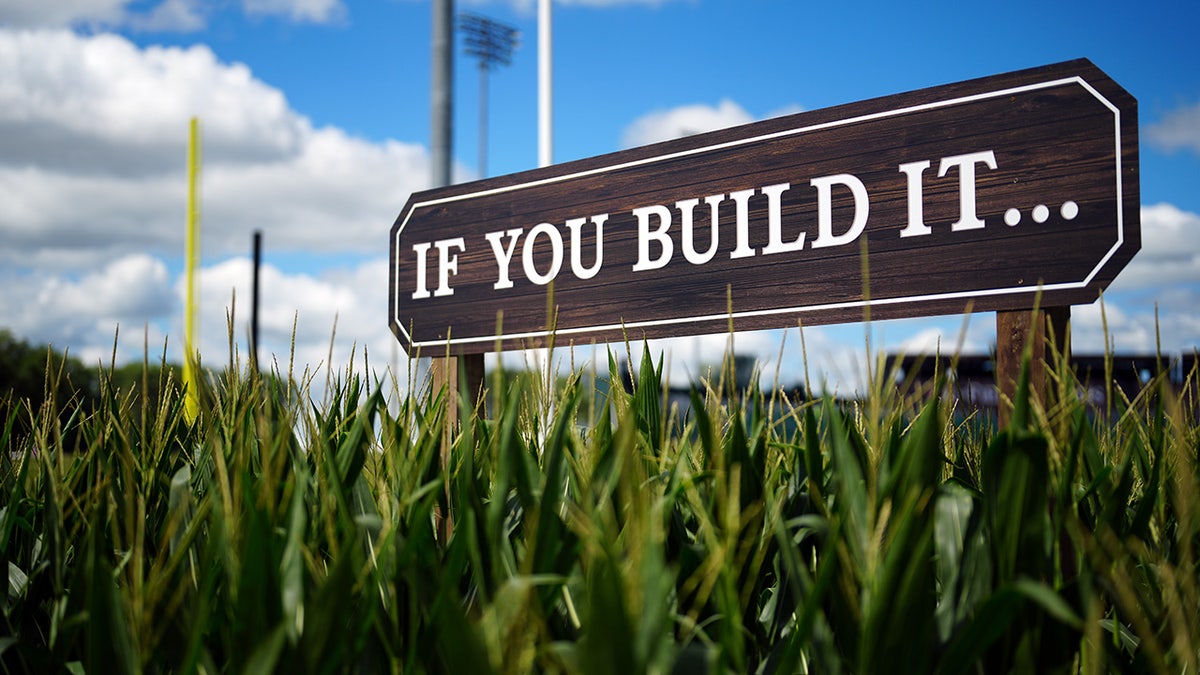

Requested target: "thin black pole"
[{"left": 251, "top": 230, "right": 261, "bottom": 374}]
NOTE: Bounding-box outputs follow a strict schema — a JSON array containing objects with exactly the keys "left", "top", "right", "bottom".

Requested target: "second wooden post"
[{"left": 995, "top": 306, "right": 1071, "bottom": 427}]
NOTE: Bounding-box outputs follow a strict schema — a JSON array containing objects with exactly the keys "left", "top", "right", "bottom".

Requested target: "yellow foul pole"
[{"left": 183, "top": 117, "right": 201, "bottom": 422}]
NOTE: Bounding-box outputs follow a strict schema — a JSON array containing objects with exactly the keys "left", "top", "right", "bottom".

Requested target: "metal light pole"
[
  {"left": 460, "top": 13, "right": 519, "bottom": 178},
  {"left": 431, "top": 0, "right": 453, "bottom": 188}
]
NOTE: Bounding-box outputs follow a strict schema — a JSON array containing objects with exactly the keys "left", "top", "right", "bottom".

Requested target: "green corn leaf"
[
  {"left": 1007, "top": 348, "right": 1034, "bottom": 432},
  {"left": 38, "top": 456, "right": 62, "bottom": 599},
  {"left": 802, "top": 403, "right": 824, "bottom": 499},
  {"left": 1127, "top": 428, "right": 1162, "bottom": 543},
  {"left": 235, "top": 499, "right": 281, "bottom": 650},
  {"left": 530, "top": 385, "right": 581, "bottom": 590},
  {"left": 484, "top": 395, "right": 517, "bottom": 558},
  {"left": 430, "top": 583, "right": 496, "bottom": 675},
  {"left": 935, "top": 482, "right": 991, "bottom": 643},
  {"left": 1058, "top": 408, "right": 1089, "bottom": 514},
  {"left": 689, "top": 389, "right": 718, "bottom": 467},
  {"left": 578, "top": 552, "right": 636, "bottom": 675},
  {"left": 899, "top": 395, "right": 945, "bottom": 493},
  {"left": 823, "top": 398, "right": 868, "bottom": 562},
  {"left": 497, "top": 383, "right": 537, "bottom": 509},
  {"left": 166, "top": 465, "right": 194, "bottom": 560},
  {"left": 241, "top": 624, "right": 286, "bottom": 675},
  {"left": 280, "top": 466, "right": 308, "bottom": 644},
  {"left": 776, "top": 508, "right": 843, "bottom": 673},
  {"left": 82, "top": 506, "right": 138, "bottom": 675},
  {"left": 335, "top": 385, "right": 384, "bottom": 491},
  {"left": 861, "top": 398, "right": 941, "bottom": 673},
  {"left": 936, "top": 587, "right": 1024, "bottom": 675},
  {"left": 1009, "top": 579, "right": 1083, "bottom": 630},
  {"left": 177, "top": 543, "right": 220, "bottom": 674},
  {"left": 633, "top": 345, "right": 664, "bottom": 454},
  {"left": 982, "top": 428, "right": 1049, "bottom": 583},
  {"left": 0, "top": 442, "right": 33, "bottom": 607},
  {"left": 0, "top": 636, "right": 19, "bottom": 662},
  {"left": 302, "top": 529, "right": 369, "bottom": 672},
  {"left": 1101, "top": 437, "right": 1138, "bottom": 537},
  {"left": 939, "top": 579, "right": 1083, "bottom": 675},
  {"left": 0, "top": 404, "right": 18, "bottom": 460}
]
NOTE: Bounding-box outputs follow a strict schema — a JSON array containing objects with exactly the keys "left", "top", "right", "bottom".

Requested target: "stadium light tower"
[{"left": 460, "top": 12, "right": 519, "bottom": 178}]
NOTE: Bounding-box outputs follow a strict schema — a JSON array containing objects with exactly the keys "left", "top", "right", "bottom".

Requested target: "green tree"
[{"left": 0, "top": 328, "right": 98, "bottom": 444}]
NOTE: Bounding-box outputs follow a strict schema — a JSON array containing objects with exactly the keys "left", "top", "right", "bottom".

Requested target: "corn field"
[{"left": 1, "top": 341, "right": 1198, "bottom": 673}]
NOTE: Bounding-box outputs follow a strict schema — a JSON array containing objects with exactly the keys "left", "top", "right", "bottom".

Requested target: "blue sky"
[{"left": 1, "top": 0, "right": 1197, "bottom": 394}]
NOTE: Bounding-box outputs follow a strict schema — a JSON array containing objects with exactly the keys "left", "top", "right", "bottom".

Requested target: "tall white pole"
[
  {"left": 538, "top": 0, "right": 552, "bottom": 168},
  {"left": 537, "top": 0, "right": 554, "bottom": 433}
]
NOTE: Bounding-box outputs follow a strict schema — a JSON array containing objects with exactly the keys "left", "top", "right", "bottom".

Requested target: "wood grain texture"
[
  {"left": 389, "top": 59, "right": 1139, "bottom": 355},
  {"left": 996, "top": 306, "right": 1071, "bottom": 426}
]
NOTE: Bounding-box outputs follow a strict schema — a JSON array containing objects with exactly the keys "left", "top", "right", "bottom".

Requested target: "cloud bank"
[
  {"left": 0, "top": 0, "right": 344, "bottom": 30},
  {"left": 1147, "top": 100, "right": 1200, "bottom": 156},
  {"left": 0, "top": 27, "right": 427, "bottom": 374}
]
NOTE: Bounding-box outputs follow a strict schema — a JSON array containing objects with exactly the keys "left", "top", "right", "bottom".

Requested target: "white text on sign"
[{"left": 409, "top": 150, "right": 999, "bottom": 299}]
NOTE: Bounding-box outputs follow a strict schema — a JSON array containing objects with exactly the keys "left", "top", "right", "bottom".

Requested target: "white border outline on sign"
[{"left": 393, "top": 74, "right": 1124, "bottom": 349}]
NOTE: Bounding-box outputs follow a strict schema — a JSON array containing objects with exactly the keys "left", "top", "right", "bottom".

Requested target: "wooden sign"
[{"left": 389, "top": 59, "right": 1138, "bottom": 355}]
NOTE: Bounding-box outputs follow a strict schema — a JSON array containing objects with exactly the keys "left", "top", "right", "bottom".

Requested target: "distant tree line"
[{"left": 0, "top": 329, "right": 182, "bottom": 446}]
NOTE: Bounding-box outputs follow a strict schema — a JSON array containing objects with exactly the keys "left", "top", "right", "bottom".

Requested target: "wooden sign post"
[
  {"left": 996, "top": 307, "right": 1071, "bottom": 426},
  {"left": 390, "top": 59, "right": 1138, "bottom": 422},
  {"left": 429, "top": 353, "right": 485, "bottom": 426}
]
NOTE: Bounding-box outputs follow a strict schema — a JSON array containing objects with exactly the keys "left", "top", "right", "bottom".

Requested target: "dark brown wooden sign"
[{"left": 389, "top": 58, "right": 1138, "bottom": 355}]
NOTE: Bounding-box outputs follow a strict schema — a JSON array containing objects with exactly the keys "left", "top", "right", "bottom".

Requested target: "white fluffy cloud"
[
  {"left": 190, "top": 257, "right": 396, "bottom": 383},
  {"left": 0, "top": 250, "right": 399, "bottom": 386},
  {"left": 1071, "top": 200, "right": 1200, "bottom": 354},
  {"left": 620, "top": 99, "right": 804, "bottom": 150},
  {"left": 128, "top": 0, "right": 207, "bottom": 32},
  {"left": 0, "top": 254, "right": 174, "bottom": 365},
  {"left": 0, "top": 29, "right": 429, "bottom": 270},
  {"left": 0, "top": 29, "right": 305, "bottom": 175},
  {"left": 621, "top": 99, "right": 756, "bottom": 149},
  {"left": 1147, "top": 100, "right": 1200, "bottom": 155},
  {"left": 0, "top": 27, "right": 428, "bottom": 377},
  {"left": 0, "top": 0, "right": 131, "bottom": 28},
  {"left": 242, "top": 0, "right": 345, "bottom": 24},
  {"left": 0, "top": 0, "right": 343, "bottom": 30},
  {"left": 1110, "top": 203, "right": 1200, "bottom": 290},
  {"left": 0, "top": 30, "right": 302, "bottom": 166}
]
